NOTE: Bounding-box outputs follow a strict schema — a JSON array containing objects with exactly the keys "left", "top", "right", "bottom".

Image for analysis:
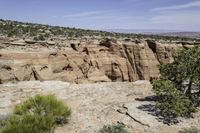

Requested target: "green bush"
[
  {"left": 151, "top": 47, "right": 200, "bottom": 119},
  {"left": 1, "top": 114, "right": 55, "bottom": 133},
  {"left": 33, "top": 36, "right": 39, "bottom": 41},
  {"left": 33, "top": 34, "right": 45, "bottom": 41},
  {"left": 37, "top": 34, "right": 45, "bottom": 41},
  {"left": 0, "top": 95, "right": 71, "bottom": 133},
  {"left": 99, "top": 122, "right": 129, "bottom": 133},
  {"left": 14, "top": 94, "right": 71, "bottom": 124},
  {"left": 152, "top": 78, "right": 195, "bottom": 117},
  {"left": 179, "top": 127, "right": 200, "bottom": 133}
]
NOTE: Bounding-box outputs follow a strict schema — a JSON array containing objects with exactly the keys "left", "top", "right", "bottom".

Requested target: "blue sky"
[{"left": 0, "top": 0, "right": 200, "bottom": 31}]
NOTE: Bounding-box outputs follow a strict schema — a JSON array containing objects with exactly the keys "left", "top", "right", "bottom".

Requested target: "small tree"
[
  {"left": 152, "top": 47, "right": 200, "bottom": 118},
  {"left": 159, "top": 47, "right": 200, "bottom": 97},
  {"left": 152, "top": 78, "right": 194, "bottom": 118}
]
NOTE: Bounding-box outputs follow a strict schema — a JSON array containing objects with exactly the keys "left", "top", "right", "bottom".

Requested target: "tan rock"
[{"left": 0, "top": 39, "right": 194, "bottom": 84}]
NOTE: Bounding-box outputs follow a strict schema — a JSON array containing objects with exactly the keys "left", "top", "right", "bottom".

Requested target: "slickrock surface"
[
  {"left": 0, "top": 80, "right": 199, "bottom": 133},
  {"left": 0, "top": 38, "right": 192, "bottom": 84}
]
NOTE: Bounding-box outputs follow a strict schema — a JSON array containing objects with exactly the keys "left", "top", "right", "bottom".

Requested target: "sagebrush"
[
  {"left": 99, "top": 122, "right": 129, "bottom": 133},
  {"left": 0, "top": 94, "right": 71, "bottom": 133}
]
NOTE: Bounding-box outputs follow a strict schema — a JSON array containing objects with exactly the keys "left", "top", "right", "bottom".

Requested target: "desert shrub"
[
  {"left": 179, "top": 127, "right": 200, "bottom": 133},
  {"left": 0, "top": 95, "right": 71, "bottom": 133},
  {"left": 1, "top": 114, "right": 55, "bottom": 133},
  {"left": 33, "top": 36, "right": 39, "bottom": 41},
  {"left": 0, "top": 114, "right": 12, "bottom": 129},
  {"left": 37, "top": 34, "right": 45, "bottom": 41},
  {"left": 99, "top": 122, "right": 129, "bottom": 133},
  {"left": 151, "top": 47, "right": 200, "bottom": 119},
  {"left": 152, "top": 78, "right": 195, "bottom": 118},
  {"left": 33, "top": 34, "right": 45, "bottom": 41}
]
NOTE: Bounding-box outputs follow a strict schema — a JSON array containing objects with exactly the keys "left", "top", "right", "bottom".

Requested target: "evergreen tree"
[{"left": 151, "top": 47, "right": 200, "bottom": 118}]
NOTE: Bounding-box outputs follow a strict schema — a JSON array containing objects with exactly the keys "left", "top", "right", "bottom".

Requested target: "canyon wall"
[{"left": 0, "top": 38, "right": 190, "bottom": 84}]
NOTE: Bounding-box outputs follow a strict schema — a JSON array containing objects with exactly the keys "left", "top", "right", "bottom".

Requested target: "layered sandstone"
[{"left": 0, "top": 38, "right": 191, "bottom": 84}]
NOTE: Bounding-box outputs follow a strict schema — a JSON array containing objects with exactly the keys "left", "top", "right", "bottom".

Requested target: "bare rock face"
[
  {"left": 0, "top": 81, "right": 199, "bottom": 133},
  {"left": 0, "top": 39, "right": 186, "bottom": 83}
]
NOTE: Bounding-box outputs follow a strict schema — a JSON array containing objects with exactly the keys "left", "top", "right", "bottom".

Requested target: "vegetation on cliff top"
[{"left": 0, "top": 19, "right": 199, "bottom": 42}]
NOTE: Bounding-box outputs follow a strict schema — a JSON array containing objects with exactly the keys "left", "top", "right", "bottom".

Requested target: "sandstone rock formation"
[{"left": 0, "top": 38, "right": 190, "bottom": 84}]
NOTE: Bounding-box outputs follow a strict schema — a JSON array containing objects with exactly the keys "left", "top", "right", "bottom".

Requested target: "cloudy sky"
[{"left": 0, "top": 0, "right": 200, "bottom": 31}]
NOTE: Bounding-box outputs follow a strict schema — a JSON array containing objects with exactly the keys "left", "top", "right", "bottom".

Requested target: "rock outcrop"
[{"left": 0, "top": 38, "right": 190, "bottom": 84}]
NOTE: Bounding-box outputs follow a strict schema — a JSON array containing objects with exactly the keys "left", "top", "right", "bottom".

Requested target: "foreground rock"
[
  {"left": 0, "top": 80, "right": 199, "bottom": 133},
  {"left": 0, "top": 38, "right": 192, "bottom": 84}
]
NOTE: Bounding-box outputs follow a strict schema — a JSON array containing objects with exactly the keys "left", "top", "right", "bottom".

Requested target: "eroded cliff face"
[{"left": 0, "top": 38, "right": 189, "bottom": 84}]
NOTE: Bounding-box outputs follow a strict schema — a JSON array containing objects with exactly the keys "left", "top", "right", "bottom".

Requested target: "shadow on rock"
[
  {"left": 136, "top": 96, "right": 179, "bottom": 125},
  {"left": 135, "top": 95, "right": 158, "bottom": 102}
]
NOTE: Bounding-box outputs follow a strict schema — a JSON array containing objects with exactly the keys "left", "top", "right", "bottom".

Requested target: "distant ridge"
[
  {"left": 105, "top": 29, "right": 200, "bottom": 39},
  {"left": 105, "top": 29, "right": 182, "bottom": 34},
  {"left": 0, "top": 19, "right": 199, "bottom": 41},
  {"left": 159, "top": 32, "right": 200, "bottom": 39}
]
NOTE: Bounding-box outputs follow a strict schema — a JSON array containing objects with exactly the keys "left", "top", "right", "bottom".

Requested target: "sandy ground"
[{"left": 0, "top": 80, "right": 199, "bottom": 133}]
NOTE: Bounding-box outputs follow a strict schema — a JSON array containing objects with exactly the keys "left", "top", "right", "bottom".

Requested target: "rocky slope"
[
  {"left": 0, "top": 38, "right": 195, "bottom": 84},
  {"left": 0, "top": 81, "right": 199, "bottom": 133}
]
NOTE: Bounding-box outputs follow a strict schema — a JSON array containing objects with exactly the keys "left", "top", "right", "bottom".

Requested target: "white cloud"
[
  {"left": 60, "top": 10, "right": 140, "bottom": 29},
  {"left": 153, "top": 1, "right": 200, "bottom": 11},
  {"left": 60, "top": 7, "right": 200, "bottom": 31},
  {"left": 62, "top": 10, "right": 134, "bottom": 21},
  {"left": 63, "top": 11, "right": 103, "bottom": 18},
  {"left": 150, "top": 11, "right": 200, "bottom": 31}
]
